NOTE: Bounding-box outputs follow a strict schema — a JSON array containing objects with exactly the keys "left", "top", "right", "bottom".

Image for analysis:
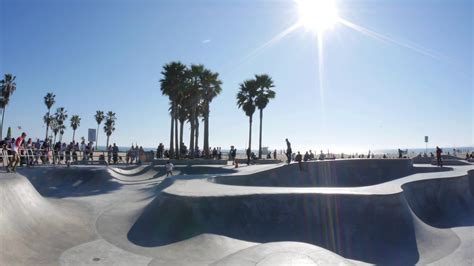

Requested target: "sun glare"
[{"left": 296, "top": 0, "right": 339, "bottom": 34}]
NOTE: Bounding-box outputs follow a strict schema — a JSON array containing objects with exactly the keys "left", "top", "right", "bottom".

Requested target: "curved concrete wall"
[
  {"left": 0, "top": 175, "right": 95, "bottom": 265},
  {"left": 213, "top": 159, "right": 413, "bottom": 187},
  {"left": 128, "top": 168, "right": 473, "bottom": 264}
]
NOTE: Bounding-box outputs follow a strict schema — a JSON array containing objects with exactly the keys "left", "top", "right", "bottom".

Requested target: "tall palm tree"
[
  {"left": 177, "top": 99, "right": 189, "bottom": 154},
  {"left": 55, "top": 107, "right": 68, "bottom": 141},
  {"left": 43, "top": 92, "right": 56, "bottom": 140},
  {"left": 194, "top": 102, "right": 204, "bottom": 152},
  {"left": 255, "top": 74, "right": 276, "bottom": 159},
  {"left": 95, "top": 111, "right": 105, "bottom": 148},
  {"left": 50, "top": 118, "right": 60, "bottom": 143},
  {"left": 237, "top": 79, "right": 258, "bottom": 165},
  {"left": 0, "top": 74, "right": 17, "bottom": 140},
  {"left": 43, "top": 113, "right": 54, "bottom": 141},
  {"left": 103, "top": 111, "right": 116, "bottom": 148},
  {"left": 70, "top": 115, "right": 81, "bottom": 142},
  {"left": 201, "top": 69, "right": 222, "bottom": 158},
  {"left": 185, "top": 65, "right": 205, "bottom": 158},
  {"left": 160, "top": 62, "right": 187, "bottom": 158},
  {"left": 58, "top": 124, "right": 66, "bottom": 142}
]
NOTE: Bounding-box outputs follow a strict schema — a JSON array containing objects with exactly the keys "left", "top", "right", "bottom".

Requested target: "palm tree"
[
  {"left": 70, "top": 115, "right": 81, "bottom": 142},
  {"left": 55, "top": 107, "right": 68, "bottom": 141},
  {"left": 43, "top": 92, "right": 56, "bottom": 140},
  {"left": 50, "top": 118, "right": 60, "bottom": 143},
  {"left": 237, "top": 79, "right": 258, "bottom": 165},
  {"left": 186, "top": 64, "right": 205, "bottom": 158},
  {"left": 95, "top": 111, "right": 105, "bottom": 148},
  {"left": 255, "top": 74, "right": 276, "bottom": 159},
  {"left": 0, "top": 74, "right": 17, "bottom": 140},
  {"left": 160, "top": 62, "right": 187, "bottom": 158},
  {"left": 43, "top": 113, "right": 54, "bottom": 140},
  {"left": 58, "top": 124, "right": 66, "bottom": 142},
  {"left": 201, "top": 69, "right": 222, "bottom": 158},
  {"left": 103, "top": 111, "right": 116, "bottom": 148}
]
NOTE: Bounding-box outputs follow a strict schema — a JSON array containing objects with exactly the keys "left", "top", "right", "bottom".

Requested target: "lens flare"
[{"left": 296, "top": 0, "right": 339, "bottom": 34}]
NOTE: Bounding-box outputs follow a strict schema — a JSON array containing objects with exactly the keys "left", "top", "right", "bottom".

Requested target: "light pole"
[{"left": 424, "top": 136, "right": 429, "bottom": 154}]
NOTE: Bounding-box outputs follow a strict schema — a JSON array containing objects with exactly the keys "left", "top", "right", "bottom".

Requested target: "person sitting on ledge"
[
  {"left": 304, "top": 151, "right": 310, "bottom": 162},
  {"left": 295, "top": 151, "right": 303, "bottom": 170}
]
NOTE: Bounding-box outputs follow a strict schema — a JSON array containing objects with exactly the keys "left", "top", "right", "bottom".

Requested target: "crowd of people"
[
  {"left": 1, "top": 132, "right": 125, "bottom": 172},
  {"left": 3, "top": 132, "right": 473, "bottom": 173},
  {"left": 155, "top": 142, "right": 226, "bottom": 160}
]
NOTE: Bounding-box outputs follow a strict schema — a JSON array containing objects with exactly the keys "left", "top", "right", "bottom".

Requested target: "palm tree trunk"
[
  {"left": 73, "top": 130, "right": 76, "bottom": 142},
  {"left": 248, "top": 115, "right": 253, "bottom": 165},
  {"left": 174, "top": 116, "right": 179, "bottom": 159},
  {"left": 169, "top": 105, "right": 175, "bottom": 158},
  {"left": 195, "top": 117, "right": 199, "bottom": 152},
  {"left": 96, "top": 124, "right": 99, "bottom": 148},
  {"left": 0, "top": 107, "right": 5, "bottom": 140},
  {"left": 258, "top": 108, "right": 263, "bottom": 159},
  {"left": 204, "top": 110, "right": 210, "bottom": 158},
  {"left": 45, "top": 110, "right": 50, "bottom": 140},
  {"left": 179, "top": 120, "right": 184, "bottom": 154},
  {"left": 106, "top": 135, "right": 110, "bottom": 149},
  {"left": 189, "top": 113, "right": 195, "bottom": 158}
]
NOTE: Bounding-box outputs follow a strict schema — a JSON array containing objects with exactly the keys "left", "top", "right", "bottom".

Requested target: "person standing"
[
  {"left": 7, "top": 132, "right": 27, "bottom": 173},
  {"left": 112, "top": 143, "right": 119, "bottom": 164},
  {"left": 436, "top": 146, "right": 443, "bottom": 167},
  {"left": 165, "top": 161, "right": 174, "bottom": 177},
  {"left": 107, "top": 145, "right": 112, "bottom": 164},
  {"left": 285, "top": 138, "right": 292, "bottom": 165}
]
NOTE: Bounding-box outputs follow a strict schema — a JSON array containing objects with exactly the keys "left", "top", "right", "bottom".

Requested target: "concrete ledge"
[{"left": 153, "top": 159, "right": 228, "bottom": 165}]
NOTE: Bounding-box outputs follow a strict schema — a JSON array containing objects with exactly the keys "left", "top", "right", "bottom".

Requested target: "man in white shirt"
[{"left": 165, "top": 161, "right": 174, "bottom": 177}]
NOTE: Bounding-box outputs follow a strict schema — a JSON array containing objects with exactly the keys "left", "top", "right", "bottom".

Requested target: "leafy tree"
[
  {"left": 54, "top": 107, "right": 68, "bottom": 141},
  {"left": 160, "top": 62, "right": 187, "bottom": 158},
  {"left": 237, "top": 79, "right": 258, "bottom": 165},
  {"left": 43, "top": 92, "right": 56, "bottom": 140},
  {"left": 103, "top": 111, "right": 116, "bottom": 148},
  {"left": 200, "top": 69, "right": 222, "bottom": 158},
  {"left": 70, "top": 115, "right": 81, "bottom": 142},
  {"left": 0, "top": 74, "right": 17, "bottom": 139},
  {"left": 95, "top": 111, "right": 105, "bottom": 148},
  {"left": 255, "top": 74, "right": 276, "bottom": 159}
]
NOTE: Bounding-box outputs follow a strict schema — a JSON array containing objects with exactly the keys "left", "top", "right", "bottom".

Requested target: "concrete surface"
[{"left": 0, "top": 159, "right": 473, "bottom": 265}]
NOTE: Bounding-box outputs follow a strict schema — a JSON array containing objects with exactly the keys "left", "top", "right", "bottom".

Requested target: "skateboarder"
[
  {"left": 165, "top": 161, "right": 174, "bottom": 177},
  {"left": 7, "top": 132, "right": 27, "bottom": 173}
]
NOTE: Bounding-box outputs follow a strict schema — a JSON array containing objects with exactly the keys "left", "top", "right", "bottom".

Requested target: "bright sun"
[{"left": 296, "top": 0, "right": 339, "bottom": 34}]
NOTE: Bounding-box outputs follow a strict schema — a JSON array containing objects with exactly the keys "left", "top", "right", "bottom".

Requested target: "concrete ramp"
[
  {"left": 128, "top": 163, "right": 474, "bottom": 265},
  {"left": 0, "top": 174, "right": 95, "bottom": 265},
  {"left": 2, "top": 162, "right": 473, "bottom": 265},
  {"left": 213, "top": 159, "right": 415, "bottom": 187}
]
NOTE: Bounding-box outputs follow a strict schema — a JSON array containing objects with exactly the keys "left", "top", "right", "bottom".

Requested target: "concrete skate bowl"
[
  {"left": 0, "top": 174, "right": 96, "bottom": 265},
  {"left": 18, "top": 167, "right": 124, "bottom": 198},
  {"left": 108, "top": 165, "right": 237, "bottom": 182},
  {"left": 212, "top": 159, "right": 450, "bottom": 187},
  {"left": 127, "top": 163, "right": 474, "bottom": 265}
]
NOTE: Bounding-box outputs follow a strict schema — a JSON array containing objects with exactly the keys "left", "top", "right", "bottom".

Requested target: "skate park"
[{"left": 1, "top": 158, "right": 473, "bottom": 265}]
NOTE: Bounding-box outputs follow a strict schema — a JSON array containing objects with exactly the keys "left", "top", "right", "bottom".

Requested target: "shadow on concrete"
[
  {"left": 18, "top": 167, "right": 123, "bottom": 198},
  {"left": 127, "top": 192, "right": 423, "bottom": 265},
  {"left": 213, "top": 159, "right": 415, "bottom": 187},
  {"left": 403, "top": 170, "right": 474, "bottom": 228}
]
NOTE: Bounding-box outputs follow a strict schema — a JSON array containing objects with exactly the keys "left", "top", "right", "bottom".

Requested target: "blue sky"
[{"left": 1, "top": 0, "right": 472, "bottom": 153}]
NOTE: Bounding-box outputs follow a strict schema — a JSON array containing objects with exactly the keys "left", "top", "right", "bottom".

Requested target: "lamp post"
[{"left": 424, "top": 136, "right": 429, "bottom": 154}]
